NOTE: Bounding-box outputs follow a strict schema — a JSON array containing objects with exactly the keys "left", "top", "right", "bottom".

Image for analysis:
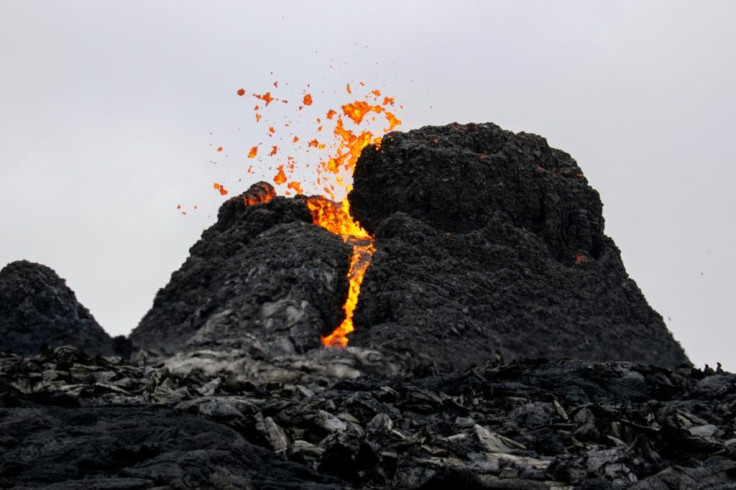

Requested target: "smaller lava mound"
[
  {"left": 0, "top": 260, "right": 121, "bottom": 356},
  {"left": 129, "top": 184, "right": 351, "bottom": 356},
  {"left": 348, "top": 123, "right": 688, "bottom": 370}
]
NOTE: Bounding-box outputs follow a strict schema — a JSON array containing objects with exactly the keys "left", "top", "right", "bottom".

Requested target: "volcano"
[
  {"left": 130, "top": 122, "right": 688, "bottom": 371},
  {"left": 3, "top": 123, "right": 734, "bottom": 489}
]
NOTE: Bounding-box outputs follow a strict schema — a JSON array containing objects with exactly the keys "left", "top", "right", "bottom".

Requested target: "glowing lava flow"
[
  {"left": 217, "top": 82, "right": 401, "bottom": 347},
  {"left": 307, "top": 197, "right": 375, "bottom": 347},
  {"left": 305, "top": 96, "right": 399, "bottom": 347}
]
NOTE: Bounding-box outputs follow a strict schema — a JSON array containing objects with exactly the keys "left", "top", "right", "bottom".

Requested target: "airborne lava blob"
[{"left": 221, "top": 82, "right": 401, "bottom": 347}]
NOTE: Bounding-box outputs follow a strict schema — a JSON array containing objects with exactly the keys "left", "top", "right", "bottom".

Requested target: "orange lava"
[
  {"left": 254, "top": 92, "right": 274, "bottom": 106},
  {"left": 243, "top": 183, "right": 276, "bottom": 206},
  {"left": 213, "top": 182, "right": 228, "bottom": 195},
  {"left": 273, "top": 165, "right": 287, "bottom": 185},
  {"left": 222, "top": 80, "right": 402, "bottom": 347},
  {"left": 306, "top": 196, "right": 370, "bottom": 240},
  {"left": 287, "top": 181, "right": 304, "bottom": 195},
  {"left": 306, "top": 197, "right": 374, "bottom": 347}
]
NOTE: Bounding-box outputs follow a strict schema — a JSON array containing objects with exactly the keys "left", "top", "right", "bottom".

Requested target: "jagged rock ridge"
[{"left": 0, "top": 260, "right": 121, "bottom": 356}]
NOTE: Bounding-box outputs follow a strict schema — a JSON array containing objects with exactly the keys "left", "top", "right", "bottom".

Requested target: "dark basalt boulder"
[
  {"left": 129, "top": 182, "right": 351, "bottom": 356},
  {"left": 0, "top": 260, "right": 118, "bottom": 356},
  {"left": 349, "top": 123, "right": 689, "bottom": 370}
]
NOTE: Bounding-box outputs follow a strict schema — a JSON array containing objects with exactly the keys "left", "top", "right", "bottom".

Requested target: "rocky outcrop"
[
  {"left": 0, "top": 260, "right": 120, "bottom": 356},
  {"left": 129, "top": 182, "right": 351, "bottom": 356},
  {"left": 2, "top": 346, "right": 733, "bottom": 489},
  {"left": 349, "top": 123, "right": 688, "bottom": 369}
]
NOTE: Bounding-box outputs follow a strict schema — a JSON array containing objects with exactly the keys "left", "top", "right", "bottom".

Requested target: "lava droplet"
[{"left": 273, "top": 165, "right": 287, "bottom": 185}]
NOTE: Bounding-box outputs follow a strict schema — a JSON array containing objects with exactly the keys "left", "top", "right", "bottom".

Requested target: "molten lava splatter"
[
  {"left": 273, "top": 165, "right": 287, "bottom": 185},
  {"left": 287, "top": 181, "right": 304, "bottom": 195},
  {"left": 254, "top": 92, "right": 274, "bottom": 106},
  {"left": 213, "top": 182, "right": 228, "bottom": 195},
  {"left": 219, "top": 80, "right": 402, "bottom": 347}
]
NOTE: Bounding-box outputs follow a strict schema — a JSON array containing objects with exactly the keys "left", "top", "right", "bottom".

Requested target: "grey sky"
[{"left": 1, "top": 1, "right": 734, "bottom": 370}]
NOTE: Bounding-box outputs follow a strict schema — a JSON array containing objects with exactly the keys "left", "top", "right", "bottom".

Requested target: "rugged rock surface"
[
  {"left": 130, "top": 182, "right": 351, "bottom": 356},
  {"left": 0, "top": 260, "right": 121, "bottom": 356},
  {"left": 2, "top": 346, "right": 734, "bottom": 489},
  {"left": 349, "top": 123, "right": 688, "bottom": 369}
]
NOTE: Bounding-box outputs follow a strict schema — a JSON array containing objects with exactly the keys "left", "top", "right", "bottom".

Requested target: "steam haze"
[{"left": 1, "top": 1, "right": 734, "bottom": 370}]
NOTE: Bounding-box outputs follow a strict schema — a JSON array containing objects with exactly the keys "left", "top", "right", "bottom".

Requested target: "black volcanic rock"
[
  {"left": 2, "top": 346, "right": 734, "bottom": 489},
  {"left": 0, "top": 405, "right": 342, "bottom": 489},
  {"left": 348, "top": 123, "right": 688, "bottom": 370},
  {"left": 130, "top": 182, "right": 351, "bottom": 356},
  {"left": 0, "top": 260, "right": 117, "bottom": 356}
]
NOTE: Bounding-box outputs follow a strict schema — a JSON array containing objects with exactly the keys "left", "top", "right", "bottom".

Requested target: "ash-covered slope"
[
  {"left": 0, "top": 260, "right": 118, "bottom": 356},
  {"left": 349, "top": 123, "right": 688, "bottom": 369},
  {"left": 130, "top": 182, "right": 351, "bottom": 355}
]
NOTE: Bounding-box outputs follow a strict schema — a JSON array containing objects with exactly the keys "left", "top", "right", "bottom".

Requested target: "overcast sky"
[{"left": 1, "top": 1, "right": 734, "bottom": 370}]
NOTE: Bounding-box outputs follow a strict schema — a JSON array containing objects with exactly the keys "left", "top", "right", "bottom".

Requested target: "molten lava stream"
[
  {"left": 307, "top": 197, "right": 374, "bottom": 347},
  {"left": 323, "top": 238, "right": 375, "bottom": 347}
]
